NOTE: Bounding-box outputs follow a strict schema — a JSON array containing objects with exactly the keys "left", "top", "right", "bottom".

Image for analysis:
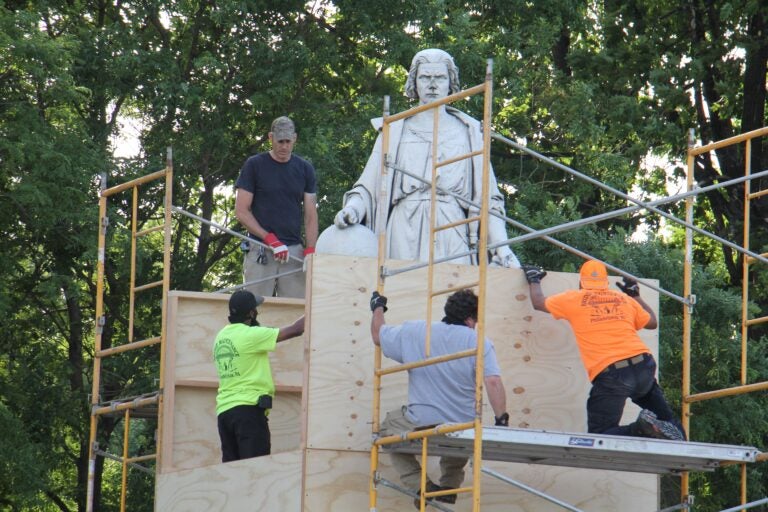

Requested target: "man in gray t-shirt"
[{"left": 370, "top": 289, "right": 508, "bottom": 507}]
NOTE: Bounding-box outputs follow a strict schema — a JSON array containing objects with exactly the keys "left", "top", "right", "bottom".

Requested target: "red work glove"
[
  {"left": 302, "top": 247, "right": 315, "bottom": 272},
  {"left": 264, "top": 233, "right": 289, "bottom": 263}
]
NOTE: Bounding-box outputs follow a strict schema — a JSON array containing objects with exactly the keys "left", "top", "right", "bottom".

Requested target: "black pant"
[
  {"left": 587, "top": 354, "right": 682, "bottom": 436},
  {"left": 217, "top": 404, "right": 270, "bottom": 462}
]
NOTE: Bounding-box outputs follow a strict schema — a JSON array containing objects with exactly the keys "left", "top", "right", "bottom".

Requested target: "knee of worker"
[
  {"left": 439, "top": 456, "right": 468, "bottom": 475},
  {"left": 637, "top": 384, "right": 677, "bottom": 422},
  {"left": 389, "top": 453, "right": 423, "bottom": 488},
  {"left": 587, "top": 410, "right": 622, "bottom": 434},
  {"left": 381, "top": 407, "right": 413, "bottom": 433}
]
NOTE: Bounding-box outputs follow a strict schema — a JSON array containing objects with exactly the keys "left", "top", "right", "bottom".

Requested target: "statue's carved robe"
[{"left": 342, "top": 107, "right": 507, "bottom": 265}]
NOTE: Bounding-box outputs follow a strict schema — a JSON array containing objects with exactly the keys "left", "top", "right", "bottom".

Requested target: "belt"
[{"left": 608, "top": 353, "right": 648, "bottom": 371}]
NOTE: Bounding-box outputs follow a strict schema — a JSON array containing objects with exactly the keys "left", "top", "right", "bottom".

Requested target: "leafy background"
[{"left": 1, "top": 1, "right": 767, "bottom": 510}]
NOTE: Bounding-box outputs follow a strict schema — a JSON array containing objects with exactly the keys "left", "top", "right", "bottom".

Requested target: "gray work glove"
[
  {"left": 522, "top": 265, "right": 547, "bottom": 284},
  {"left": 370, "top": 291, "right": 388, "bottom": 312},
  {"left": 617, "top": 276, "right": 640, "bottom": 297}
]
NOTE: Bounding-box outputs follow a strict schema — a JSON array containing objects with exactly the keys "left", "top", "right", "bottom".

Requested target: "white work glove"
[
  {"left": 491, "top": 245, "right": 521, "bottom": 268},
  {"left": 334, "top": 206, "right": 360, "bottom": 229}
]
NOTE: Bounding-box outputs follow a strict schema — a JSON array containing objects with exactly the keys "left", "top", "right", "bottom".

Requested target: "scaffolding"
[
  {"left": 681, "top": 127, "right": 768, "bottom": 507},
  {"left": 86, "top": 149, "right": 173, "bottom": 512},
  {"left": 85, "top": 71, "right": 768, "bottom": 512},
  {"left": 368, "top": 60, "right": 496, "bottom": 512},
  {"left": 366, "top": 63, "right": 767, "bottom": 510}
]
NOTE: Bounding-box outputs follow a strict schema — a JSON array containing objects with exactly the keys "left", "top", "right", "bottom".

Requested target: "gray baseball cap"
[{"left": 271, "top": 116, "right": 296, "bottom": 140}]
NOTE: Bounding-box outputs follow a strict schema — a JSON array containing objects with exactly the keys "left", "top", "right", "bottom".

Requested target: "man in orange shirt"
[{"left": 523, "top": 260, "right": 685, "bottom": 441}]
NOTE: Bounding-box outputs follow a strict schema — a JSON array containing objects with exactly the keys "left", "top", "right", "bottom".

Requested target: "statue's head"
[{"left": 405, "top": 48, "right": 461, "bottom": 100}]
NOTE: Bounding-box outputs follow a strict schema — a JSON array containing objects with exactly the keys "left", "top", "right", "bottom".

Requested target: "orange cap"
[{"left": 580, "top": 260, "right": 609, "bottom": 289}]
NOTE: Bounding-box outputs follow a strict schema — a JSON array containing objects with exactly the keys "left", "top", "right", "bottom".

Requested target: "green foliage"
[
  {"left": 1, "top": 0, "right": 767, "bottom": 510},
  {"left": 0, "top": 403, "right": 48, "bottom": 509}
]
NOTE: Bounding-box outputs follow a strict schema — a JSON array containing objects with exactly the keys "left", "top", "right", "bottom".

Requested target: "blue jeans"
[{"left": 587, "top": 354, "right": 682, "bottom": 436}]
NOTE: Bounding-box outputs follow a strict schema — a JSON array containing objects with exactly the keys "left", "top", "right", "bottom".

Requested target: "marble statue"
[{"left": 333, "top": 48, "right": 519, "bottom": 267}]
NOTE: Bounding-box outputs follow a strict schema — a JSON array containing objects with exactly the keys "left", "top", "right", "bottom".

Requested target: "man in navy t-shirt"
[{"left": 235, "top": 116, "right": 318, "bottom": 298}]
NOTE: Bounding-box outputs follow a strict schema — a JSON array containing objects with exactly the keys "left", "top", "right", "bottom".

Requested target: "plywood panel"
[
  {"left": 161, "top": 291, "right": 305, "bottom": 473},
  {"left": 156, "top": 450, "right": 301, "bottom": 512},
  {"left": 305, "top": 254, "right": 659, "bottom": 451},
  {"left": 167, "top": 386, "right": 301, "bottom": 471},
  {"left": 303, "top": 254, "right": 659, "bottom": 511},
  {"left": 303, "top": 448, "right": 657, "bottom": 511},
  {"left": 170, "top": 291, "right": 305, "bottom": 388},
  {"left": 157, "top": 255, "right": 660, "bottom": 511}
]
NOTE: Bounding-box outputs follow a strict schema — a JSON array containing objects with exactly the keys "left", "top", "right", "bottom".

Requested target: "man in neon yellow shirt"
[{"left": 213, "top": 290, "right": 304, "bottom": 462}]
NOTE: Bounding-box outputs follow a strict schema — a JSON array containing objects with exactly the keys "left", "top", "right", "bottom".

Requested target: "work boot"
[
  {"left": 413, "top": 481, "right": 440, "bottom": 510},
  {"left": 635, "top": 410, "right": 685, "bottom": 441},
  {"left": 435, "top": 485, "right": 457, "bottom": 504}
]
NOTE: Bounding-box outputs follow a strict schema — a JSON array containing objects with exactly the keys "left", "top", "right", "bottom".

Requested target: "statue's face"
[{"left": 415, "top": 62, "right": 450, "bottom": 105}]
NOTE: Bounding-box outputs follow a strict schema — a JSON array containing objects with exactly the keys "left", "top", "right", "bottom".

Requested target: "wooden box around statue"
[{"left": 156, "top": 253, "right": 659, "bottom": 511}]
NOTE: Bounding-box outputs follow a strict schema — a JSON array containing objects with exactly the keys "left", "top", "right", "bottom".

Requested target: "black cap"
[{"left": 229, "top": 290, "right": 265, "bottom": 317}]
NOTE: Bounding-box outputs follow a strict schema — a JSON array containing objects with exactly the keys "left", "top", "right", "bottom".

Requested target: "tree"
[{"left": 1, "top": 1, "right": 767, "bottom": 510}]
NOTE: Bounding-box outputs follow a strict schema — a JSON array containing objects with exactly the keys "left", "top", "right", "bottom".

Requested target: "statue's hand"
[
  {"left": 334, "top": 206, "right": 359, "bottom": 229},
  {"left": 492, "top": 245, "right": 521, "bottom": 269}
]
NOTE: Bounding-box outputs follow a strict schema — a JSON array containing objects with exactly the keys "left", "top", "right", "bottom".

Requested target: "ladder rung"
[
  {"left": 426, "top": 485, "right": 473, "bottom": 500},
  {"left": 135, "top": 224, "right": 165, "bottom": 237},
  {"left": 134, "top": 280, "right": 163, "bottom": 292},
  {"left": 431, "top": 282, "right": 480, "bottom": 298},
  {"left": 91, "top": 395, "right": 160, "bottom": 417},
  {"left": 749, "top": 188, "right": 768, "bottom": 199},
  {"left": 746, "top": 252, "right": 768, "bottom": 264},
  {"left": 435, "top": 215, "right": 481, "bottom": 233},
  {"left": 93, "top": 449, "right": 156, "bottom": 474},
  {"left": 100, "top": 169, "right": 167, "bottom": 197},
  {"left": 435, "top": 149, "right": 483, "bottom": 169},
  {"left": 384, "top": 84, "right": 486, "bottom": 123},
  {"left": 746, "top": 315, "right": 768, "bottom": 327},
  {"left": 685, "top": 380, "right": 768, "bottom": 403},
  {"left": 376, "top": 349, "right": 477, "bottom": 376},
  {"left": 127, "top": 453, "right": 157, "bottom": 464},
  {"left": 375, "top": 421, "right": 474, "bottom": 446},
  {"left": 97, "top": 336, "right": 162, "bottom": 357}
]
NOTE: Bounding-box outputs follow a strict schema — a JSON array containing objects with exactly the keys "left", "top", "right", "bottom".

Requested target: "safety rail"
[
  {"left": 680, "top": 126, "right": 768, "bottom": 507},
  {"left": 85, "top": 148, "right": 173, "bottom": 512}
]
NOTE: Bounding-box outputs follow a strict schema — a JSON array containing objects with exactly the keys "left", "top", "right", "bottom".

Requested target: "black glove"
[
  {"left": 617, "top": 277, "right": 640, "bottom": 297},
  {"left": 521, "top": 265, "right": 547, "bottom": 284},
  {"left": 494, "top": 412, "right": 509, "bottom": 427},
  {"left": 370, "top": 291, "right": 388, "bottom": 312}
]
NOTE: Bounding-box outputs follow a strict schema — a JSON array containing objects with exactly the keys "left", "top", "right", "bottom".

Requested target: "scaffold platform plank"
[{"left": 387, "top": 426, "right": 760, "bottom": 475}]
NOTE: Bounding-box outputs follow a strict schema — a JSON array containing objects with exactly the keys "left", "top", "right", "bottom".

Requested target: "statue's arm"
[{"left": 335, "top": 129, "right": 384, "bottom": 229}]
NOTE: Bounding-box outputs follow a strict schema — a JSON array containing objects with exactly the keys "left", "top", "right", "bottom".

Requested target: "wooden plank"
[
  {"left": 170, "top": 291, "right": 304, "bottom": 388},
  {"left": 303, "top": 254, "right": 660, "bottom": 510},
  {"left": 166, "top": 387, "right": 301, "bottom": 471},
  {"left": 160, "top": 293, "right": 179, "bottom": 471},
  {"left": 157, "top": 255, "right": 661, "bottom": 510},
  {"left": 303, "top": 448, "right": 657, "bottom": 511},
  {"left": 156, "top": 450, "right": 301, "bottom": 512}
]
